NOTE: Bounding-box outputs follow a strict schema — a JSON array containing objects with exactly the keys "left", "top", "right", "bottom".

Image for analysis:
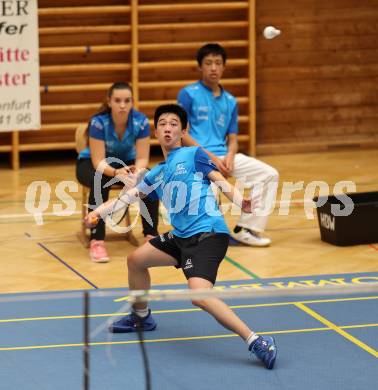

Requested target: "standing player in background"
[
  {"left": 178, "top": 43, "right": 279, "bottom": 247},
  {"left": 76, "top": 82, "right": 159, "bottom": 263},
  {"left": 86, "top": 104, "right": 277, "bottom": 369}
]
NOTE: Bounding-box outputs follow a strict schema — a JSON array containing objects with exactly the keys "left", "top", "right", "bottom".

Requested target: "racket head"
[{"left": 107, "top": 196, "right": 129, "bottom": 226}]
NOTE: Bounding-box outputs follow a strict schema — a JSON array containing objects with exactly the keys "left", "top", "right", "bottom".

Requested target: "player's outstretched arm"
[
  {"left": 207, "top": 170, "right": 259, "bottom": 213},
  {"left": 84, "top": 187, "right": 142, "bottom": 227}
]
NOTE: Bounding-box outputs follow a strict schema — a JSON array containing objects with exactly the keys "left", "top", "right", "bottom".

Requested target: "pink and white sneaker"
[{"left": 89, "top": 240, "right": 109, "bottom": 263}]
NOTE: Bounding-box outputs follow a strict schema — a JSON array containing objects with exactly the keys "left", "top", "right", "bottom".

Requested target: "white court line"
[
  {"left": 0, "top": 211, "right": 81, "bottom": 219},
  {"left": 0, "top": 199, "right": 316, "bottom": 220}
]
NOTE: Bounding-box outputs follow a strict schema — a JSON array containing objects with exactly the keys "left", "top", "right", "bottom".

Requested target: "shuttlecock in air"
[{"left": 263, "top": 26, "right": 281, "bottom": 39}]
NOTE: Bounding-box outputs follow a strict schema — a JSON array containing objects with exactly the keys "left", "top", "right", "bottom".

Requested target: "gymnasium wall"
[
  {"left": 1, "top": 0, "right": 377, "bottom": 167},
  {"left": 255, "top": 0, "right": 378, "bottom": 153}
]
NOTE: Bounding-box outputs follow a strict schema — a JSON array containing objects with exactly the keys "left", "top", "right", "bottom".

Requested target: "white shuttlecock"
[{"left": 263, "top": 26, "right": 281, "bottom": 39}]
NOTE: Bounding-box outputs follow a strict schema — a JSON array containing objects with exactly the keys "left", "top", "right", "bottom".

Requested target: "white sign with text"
[{"left": 0, "top": 0, "right": 40, "bottom": 130}]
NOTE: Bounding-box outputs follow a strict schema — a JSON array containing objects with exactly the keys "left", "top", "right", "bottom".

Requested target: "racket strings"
[{"left": 108, "top": 194, "right": 131, "bottom": 226}]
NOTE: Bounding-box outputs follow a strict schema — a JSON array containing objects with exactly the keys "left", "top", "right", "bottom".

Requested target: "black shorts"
[{"left": 149, "top": 232, "right": 229, "bottom": 285}]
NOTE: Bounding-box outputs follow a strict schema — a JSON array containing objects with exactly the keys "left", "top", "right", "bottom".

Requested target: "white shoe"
[{"left": 231, "top": 228, "right": 271, "bottom": 247}]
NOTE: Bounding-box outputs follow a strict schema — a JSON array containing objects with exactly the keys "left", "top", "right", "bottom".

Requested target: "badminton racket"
[{"left": 106, "top": 193, "right": 130, "bottom": 226}]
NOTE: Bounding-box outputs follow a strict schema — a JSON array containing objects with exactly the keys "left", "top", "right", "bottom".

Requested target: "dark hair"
[
  {"left": 107, "top": 81, "right": 132, "bottom": 99},
  {"left": 196, "top": 43, "right": 227, "bottom": 66},
  {"left": 154, "top": 104, "right": 188, "bottom": 130}
]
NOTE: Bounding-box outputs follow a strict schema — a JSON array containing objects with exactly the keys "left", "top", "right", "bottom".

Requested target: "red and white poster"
[{"left": 0, "top": 0, "right": 40, "bottom": 131}]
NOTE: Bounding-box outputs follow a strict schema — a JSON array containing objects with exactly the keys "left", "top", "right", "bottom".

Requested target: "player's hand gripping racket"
[{"left": 84, "top": 212, "right": 100, "bottom": 228}]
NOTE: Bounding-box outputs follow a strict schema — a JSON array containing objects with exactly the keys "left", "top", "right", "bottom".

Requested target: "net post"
[{"left": 83, "top": 291, "right": 90, "bottom": 390}]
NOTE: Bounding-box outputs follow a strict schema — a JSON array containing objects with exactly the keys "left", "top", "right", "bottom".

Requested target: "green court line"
[
  {"left": 1, "top": 323, "right": 377, "bottom": 352},
  {"left": 223, "top": 255, "right": 259, "bottom": 279}
]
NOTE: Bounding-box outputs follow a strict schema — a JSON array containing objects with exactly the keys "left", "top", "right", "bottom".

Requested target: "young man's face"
[
  {"left": 155, "top": 113, "right": 186, "bottom": 150},
  {"left": 199, "top": 53, "right": 225, "bottom": 85}
]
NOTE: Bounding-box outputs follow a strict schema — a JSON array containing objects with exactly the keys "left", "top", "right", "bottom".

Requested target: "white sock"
[
  {"left": 133, "top": 307, "right": 149, "bottom": 318},
  {"left": 246, "top": 332, "right": 259, "bottom": 347}
]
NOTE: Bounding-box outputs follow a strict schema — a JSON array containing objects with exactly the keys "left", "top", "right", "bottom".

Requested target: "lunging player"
[{"left": 86, "top": 104, "right": 277, "bottom": 369}]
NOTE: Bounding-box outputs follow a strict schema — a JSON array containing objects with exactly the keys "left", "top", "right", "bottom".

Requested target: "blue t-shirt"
[
  {"left": 177, "top": 81, "right": 238, "bottom": 156},
  {"left": 78, "top": 109, "right": 150, "bottom": 161},
  {"left": 137, "top": 146, "right": 229, "bottom": 238}
]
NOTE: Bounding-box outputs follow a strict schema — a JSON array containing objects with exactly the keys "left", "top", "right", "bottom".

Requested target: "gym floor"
[{"left": 1, "top": 273, "right": 377, "bottom": 390}]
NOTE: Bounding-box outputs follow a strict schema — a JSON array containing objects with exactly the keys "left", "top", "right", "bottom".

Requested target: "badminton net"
[{"left": 0, "top": 280, "right": 377, "bottom": 390}]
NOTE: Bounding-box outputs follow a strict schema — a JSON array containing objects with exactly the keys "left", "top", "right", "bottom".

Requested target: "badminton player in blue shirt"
[
  {"left": 86, "top": 104, "right": 277, "bottom": 369},
  {"left": 178, "top": 43, "right": 279, "bottom": 247}
]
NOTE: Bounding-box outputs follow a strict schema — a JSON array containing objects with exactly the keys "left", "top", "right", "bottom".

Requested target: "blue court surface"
[{"left": 1, "top": 272, "right": 377, "bottom": 390}]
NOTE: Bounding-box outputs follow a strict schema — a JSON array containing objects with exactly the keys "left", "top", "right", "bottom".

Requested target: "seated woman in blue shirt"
[{"left": 76, "top": 81, "right": 159, "bottom": 262}]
